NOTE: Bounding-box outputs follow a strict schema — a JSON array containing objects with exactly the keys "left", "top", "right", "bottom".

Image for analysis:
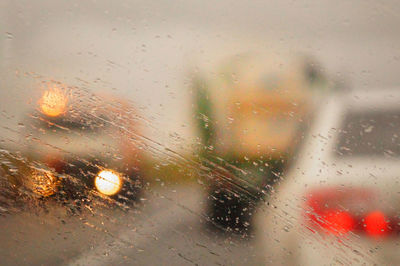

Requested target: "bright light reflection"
[
  {"left": 30, "top": 170, "right": 58, "bottom": 197},
  {"left": 95, "top": 170, "right": 122, "bottom": 196},
  {"left": 39, "top": 88, "right": 68, "bottom": 117}
]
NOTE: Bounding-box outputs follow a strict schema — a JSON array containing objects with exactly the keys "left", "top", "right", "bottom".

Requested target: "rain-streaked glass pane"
[{"left": 1, "top": 1, "right": 400, "bottom": 265}]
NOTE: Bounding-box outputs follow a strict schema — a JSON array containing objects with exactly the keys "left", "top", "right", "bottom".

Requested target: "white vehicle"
[{"left": 256, "top": 89, "right": 400, "bottom": 265}]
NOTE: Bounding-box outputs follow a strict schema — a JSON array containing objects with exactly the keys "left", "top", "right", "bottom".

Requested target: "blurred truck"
[{"left": 192, "top": 52, "right": 329, "bottom": 232}]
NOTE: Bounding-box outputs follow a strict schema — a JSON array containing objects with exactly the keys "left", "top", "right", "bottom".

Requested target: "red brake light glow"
[
  {"left": 364, "top": 211, "right": 389, "bottom": 237},
  {"left": 322, "top": 210, "right": 355, "bottom": 235},
  {"left": 44, "top": 154, "right": 65, "bottom": 173},
  {"left": 305, "top": 187, "right": 394, "bottom": 239}
]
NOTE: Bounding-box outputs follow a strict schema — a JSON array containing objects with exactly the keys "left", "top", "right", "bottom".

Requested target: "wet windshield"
[{"left": 2, "top": 1, "right": 400, "bottom": 265}]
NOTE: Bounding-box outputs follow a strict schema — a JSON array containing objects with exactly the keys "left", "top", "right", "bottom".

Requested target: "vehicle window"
[
  {"left": 28, "top": 113, "right": 108, "bottom": 132},
  {"left": 336, "top": 110, "right": 400, "bottom": 157}
]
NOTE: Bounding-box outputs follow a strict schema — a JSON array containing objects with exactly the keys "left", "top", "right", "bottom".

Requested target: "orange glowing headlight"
[
  {"left": 29, "top": 170, "right": 58, "bottom": 197},
  {"left": 95, "top": 170, "right": 122, "bottom": 196},
  {"left": 39, "top": 87, "right": 68, "bottom": 117}
]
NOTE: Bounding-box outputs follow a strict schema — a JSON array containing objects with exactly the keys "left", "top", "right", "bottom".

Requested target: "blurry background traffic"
[{"left": 1, "top": 0, "right": 400, "bottom": 265}]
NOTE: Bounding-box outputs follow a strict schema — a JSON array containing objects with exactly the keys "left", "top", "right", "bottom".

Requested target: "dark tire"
[{"left": 206, "top": 187, "right": 254, "bottom": 234}]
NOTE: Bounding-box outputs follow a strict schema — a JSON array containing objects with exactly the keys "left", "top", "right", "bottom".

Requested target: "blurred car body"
[
  {"left": 257, "top": 89, "right": 400, "bottom": 264},
  {"left": 193, "top": 52, "right": 329, "bottom": 231},
  {"left": 18, "top": 86, "right": 143, "bottom": 206}
]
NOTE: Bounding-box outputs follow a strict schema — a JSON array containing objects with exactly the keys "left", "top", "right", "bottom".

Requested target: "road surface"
[{"left": 1, "top": 184, "right": 263, "bottom": 266}]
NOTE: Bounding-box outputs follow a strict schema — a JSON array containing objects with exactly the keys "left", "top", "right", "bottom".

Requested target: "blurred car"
[
  {"left": 257, "top": 89, "right": 400, "bottom": 264},
  {"left": 18, "top": 85, "right": 143, "bottom": 206},
  {"left": 192, "top": 52, "right": 329, "bottom": 232}
]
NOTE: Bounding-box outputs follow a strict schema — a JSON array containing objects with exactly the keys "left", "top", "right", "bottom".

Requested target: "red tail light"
[
  {"left": 322, "top": 210, "right": 355, "bottom": 235},
  {"left": 44, "top": 154, "right": 65, "bottom": 173},
  {"left": 305, "top": 187, "right": 394, "bottom": 239},
  {"left": 364, "top": 211, "right": 389, "bottom": 237}
]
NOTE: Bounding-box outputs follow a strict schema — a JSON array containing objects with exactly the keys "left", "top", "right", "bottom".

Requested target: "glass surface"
[{"left": 1, "top": 1, "right": 400, "bottom": 265}]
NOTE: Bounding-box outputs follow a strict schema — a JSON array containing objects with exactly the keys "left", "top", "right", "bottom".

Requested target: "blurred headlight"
[
  {"left": 95, "top": 170, "right": 122, "bottom": 196},
  {"left": 30, "top": 170, "right": 58, "bottom": 197},
  {"left": 39, "top": 87, "right": 68, "bottom": 117}
]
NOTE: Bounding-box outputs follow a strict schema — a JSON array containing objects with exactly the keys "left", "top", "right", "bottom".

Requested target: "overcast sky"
[{"left": 2, "top": 0, "right": 400, "bottom": 151}]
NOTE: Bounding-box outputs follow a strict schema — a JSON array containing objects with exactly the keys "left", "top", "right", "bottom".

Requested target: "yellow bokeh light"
[
  {"left": 95, "top": 170, "right": 122, "bottom": 196},
  {"left": 30, "top": 170, "right": 58, "bottom": 197},
  {"left": 39, "top": 87, "right": 68, "bottom": 117}
]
